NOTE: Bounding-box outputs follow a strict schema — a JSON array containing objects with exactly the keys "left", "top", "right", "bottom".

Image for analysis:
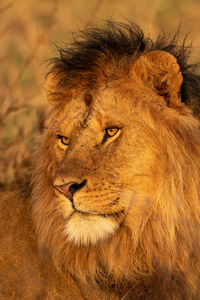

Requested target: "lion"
[{"left": 1, "top": 22, "right": 200, "bottom": 299}]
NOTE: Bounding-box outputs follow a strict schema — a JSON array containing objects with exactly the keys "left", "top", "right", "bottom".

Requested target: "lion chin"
[{"left": 64, "top": 213, "right": 118, "bottom": 246}]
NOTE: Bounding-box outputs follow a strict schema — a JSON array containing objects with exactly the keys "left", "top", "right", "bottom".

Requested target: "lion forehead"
[{"left": 59, "top": 88, "right": 143, "bottom": 134}]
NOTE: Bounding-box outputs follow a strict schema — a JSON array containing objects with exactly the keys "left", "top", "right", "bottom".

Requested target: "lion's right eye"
[{"left": 57, "top": 135, "right": 69, "bottom": 147}]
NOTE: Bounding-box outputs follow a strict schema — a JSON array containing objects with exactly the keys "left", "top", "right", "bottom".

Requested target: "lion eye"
[
  {"left": 102, "top": 127, "right": 119, "bottom": 144},
  {"left": 57, "top": 135, "right": 69, "bottom": 146},
  {"left": 105, "top": 127, "right": 119, "bottom": 137}
]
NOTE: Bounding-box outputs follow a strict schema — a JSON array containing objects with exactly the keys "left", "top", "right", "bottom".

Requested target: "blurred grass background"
[{"left": 0, "top": 0, "right": 200, "bottom": 189}]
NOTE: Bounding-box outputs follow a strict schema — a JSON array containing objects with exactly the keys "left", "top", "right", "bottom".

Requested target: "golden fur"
[{"left": 1, "top": 23, "right": 200, "bottom": 299}]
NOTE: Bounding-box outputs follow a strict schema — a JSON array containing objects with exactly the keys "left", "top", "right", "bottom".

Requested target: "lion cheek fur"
[{"left": 64, "top": 214, "right": 118, "bottom": 246}]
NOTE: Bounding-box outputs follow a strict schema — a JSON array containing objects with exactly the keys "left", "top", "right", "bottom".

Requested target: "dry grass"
[{"left": 0, "top": 0, "right": 200, "bottom": 189}]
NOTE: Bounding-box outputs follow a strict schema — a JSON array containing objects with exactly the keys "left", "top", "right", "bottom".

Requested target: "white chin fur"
[{"left": 64, "top": 213, "right": 118, "bottom": 246}]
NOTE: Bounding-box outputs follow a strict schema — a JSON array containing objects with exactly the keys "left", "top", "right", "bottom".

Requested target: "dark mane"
[{"left": 50, "top": 21, "right": 200, "bottom": 116}]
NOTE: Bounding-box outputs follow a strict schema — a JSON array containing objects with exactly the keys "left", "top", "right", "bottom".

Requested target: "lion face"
[
  {"left": 41, "top": 49, "right": 187, "bottom": 249},
  {"left": 52, "top": 85, "right": 163, "bottom": 246}
]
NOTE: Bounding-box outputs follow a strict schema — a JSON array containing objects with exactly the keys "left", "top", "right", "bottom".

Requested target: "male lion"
[{"left": 1, "top": 22, "right": 200, "bottom": 299}]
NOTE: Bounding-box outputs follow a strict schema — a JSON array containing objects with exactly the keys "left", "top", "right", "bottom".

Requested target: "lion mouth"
[
  {"left": 74, "top": 208, "right": 125, "bottom": 219},
  {"left": 54, "top": 186, "right": 123, "bottom": 219}
]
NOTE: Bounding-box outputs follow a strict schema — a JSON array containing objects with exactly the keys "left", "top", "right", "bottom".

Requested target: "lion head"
[{"left": 31, "top": 23, "right": 200, "bottom": 298}]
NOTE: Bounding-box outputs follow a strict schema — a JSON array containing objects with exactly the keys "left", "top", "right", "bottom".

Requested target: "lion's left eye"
[
  {"left": 57, "top": 135, "right": 69, "bottom": 146},
  {"left": 102, "top": 127, "right": 120, "bottom": 144},
  {"left": 105, "top": 127, "right": 119, "bottom": 137}
]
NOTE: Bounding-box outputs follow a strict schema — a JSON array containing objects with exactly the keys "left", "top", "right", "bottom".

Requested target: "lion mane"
[{"left": 1, "top": 22, "right": 200, "bottom": 299}]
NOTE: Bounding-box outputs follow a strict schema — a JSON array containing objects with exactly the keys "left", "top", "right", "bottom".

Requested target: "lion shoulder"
[{"left": 0, "top": 191, "right": 83, "bottom": 299}]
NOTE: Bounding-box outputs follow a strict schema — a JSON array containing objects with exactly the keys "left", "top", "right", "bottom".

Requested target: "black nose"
[
  {"left": 69, "top": 180, "right": 87, "bottom": 196},
  {"left": 53, "top": 179, "right": 87, "bottom": 200}
]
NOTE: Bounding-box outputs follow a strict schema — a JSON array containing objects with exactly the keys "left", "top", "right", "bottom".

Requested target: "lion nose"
[{"left": 53, "top": 179, "right": 87, "bottom": 200}]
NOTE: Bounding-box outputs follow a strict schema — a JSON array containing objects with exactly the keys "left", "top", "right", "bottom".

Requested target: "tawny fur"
[{"left": 1, "top": 22, "right": 200, "bottom": 299}]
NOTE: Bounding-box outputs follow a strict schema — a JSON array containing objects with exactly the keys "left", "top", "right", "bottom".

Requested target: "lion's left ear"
[{"left": 133, "top": 50, "right": 183, "bottom": 106}]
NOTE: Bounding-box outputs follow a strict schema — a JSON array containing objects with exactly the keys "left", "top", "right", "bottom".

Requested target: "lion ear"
[
  {"left": 133, "top": 50, "right": 183, "bottom": 106},
  {"left": 45, "top": 70, "right": 66, "bottom": 105}
]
